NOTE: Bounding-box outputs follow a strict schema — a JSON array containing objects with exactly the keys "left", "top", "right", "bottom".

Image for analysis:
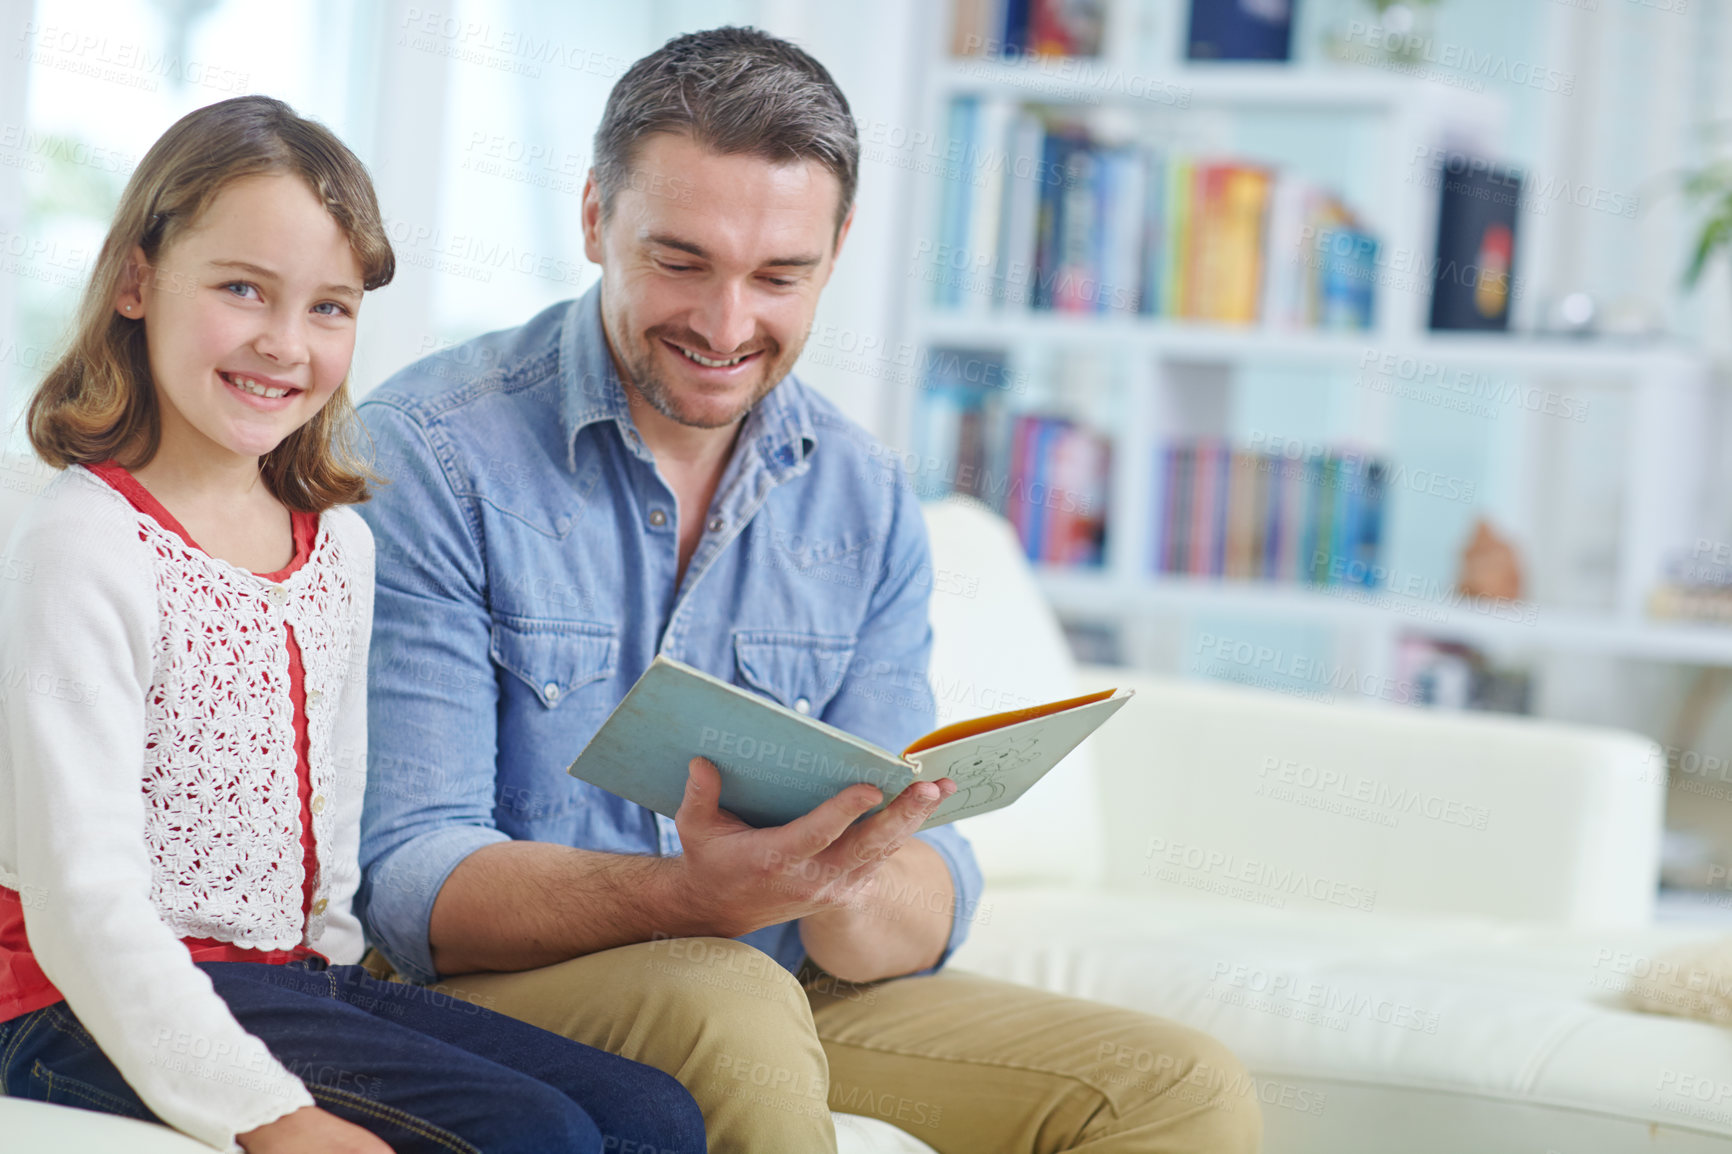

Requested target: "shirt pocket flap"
[
  {"left": 732, "top": 631, "right": 857, "bottom": 717},
  {"left": 491, "top": 616, "right": 619, "bottom": 708}
]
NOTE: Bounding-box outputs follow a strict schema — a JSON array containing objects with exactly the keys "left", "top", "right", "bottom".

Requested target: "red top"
[{"left": 0, "top": 462, "right": 326, "bottom": 1021}]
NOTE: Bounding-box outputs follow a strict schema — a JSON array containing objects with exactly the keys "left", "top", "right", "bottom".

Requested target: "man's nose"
[{"left": 690, "top": 281, "right": 757, "bottom": 354}]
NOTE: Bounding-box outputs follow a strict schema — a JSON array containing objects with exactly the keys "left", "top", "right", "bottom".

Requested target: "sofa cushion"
[
  {"left": 0, "top": 1096, "right": 939, "bottom": 1153},
  {"left": 920, "top": 496, "right": 1106, "bottom": 887},
  {"left": 952, "top": 886, "right": 1732, "bottom": 1152}
]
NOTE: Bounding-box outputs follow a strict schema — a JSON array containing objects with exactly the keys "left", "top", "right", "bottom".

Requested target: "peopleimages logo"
[
  {"left": 1257, "top": 756, "right": 1491, "bottom": 831},
  {"left": 1143, "top": 837, "right": 1378, "bottom": 912}
]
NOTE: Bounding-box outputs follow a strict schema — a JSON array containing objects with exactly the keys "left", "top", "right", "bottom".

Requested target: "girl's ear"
[{"left": 114, "top": 244, "right": 149, "bottom": 320}]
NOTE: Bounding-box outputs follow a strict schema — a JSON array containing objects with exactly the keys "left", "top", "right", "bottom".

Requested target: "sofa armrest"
[{"left": 1073, "top": 664, "right": 1663, "bottom": 927}]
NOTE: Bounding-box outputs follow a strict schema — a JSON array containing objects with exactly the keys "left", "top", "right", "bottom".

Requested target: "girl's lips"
[{"left": 218, "top": 371, "right": 304, "bottom": 412}]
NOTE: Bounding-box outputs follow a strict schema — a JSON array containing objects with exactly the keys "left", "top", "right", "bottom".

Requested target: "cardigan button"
[
  {"left": 311, "top": 898, "right": 328, "bottom": 915},
  {"left": 268, "top": 584, "right": 288, "bottom": 606},
  {"left": 311, "top": 794, "right": 327, "bottom": 815}
]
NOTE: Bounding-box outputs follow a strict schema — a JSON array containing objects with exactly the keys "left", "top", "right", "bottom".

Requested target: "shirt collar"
[{"left": 558, "top": 282, "right": 817, "bottom": 481}]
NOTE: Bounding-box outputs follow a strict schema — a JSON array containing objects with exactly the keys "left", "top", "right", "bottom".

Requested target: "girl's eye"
[
  {"left": 312, "top": 301, "right": 353, "bottom": 318},
  {"left": 222, "top": 281, "right": 260, "bottom": 300}
]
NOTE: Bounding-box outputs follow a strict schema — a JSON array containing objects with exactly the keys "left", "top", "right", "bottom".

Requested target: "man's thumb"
[{"left": 679, "top": 757, "right": 720, "bottom": 821}]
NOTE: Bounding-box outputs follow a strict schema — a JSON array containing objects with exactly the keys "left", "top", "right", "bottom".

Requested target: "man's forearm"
[
  {"left": 797, "top": 839, "right": 955, "bottom": 983},
  {"left": 427, "top": 841, "right": 716, "bottom": 975}
]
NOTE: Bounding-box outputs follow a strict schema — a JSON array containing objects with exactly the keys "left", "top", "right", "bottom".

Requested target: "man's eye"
[
  {"left": 764, "top": 277, "right": 795, "bottom": 288},
  {"left": 660, "top": 261, "right": 696, "bottom": 273}
]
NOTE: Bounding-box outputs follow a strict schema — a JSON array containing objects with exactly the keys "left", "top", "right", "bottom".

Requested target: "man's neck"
[
  {"left": 619, "top": 379, "right": 741, "bottom": 486},
  {"left": 612, "top": 367, "right": 746, "bottom": 588}
]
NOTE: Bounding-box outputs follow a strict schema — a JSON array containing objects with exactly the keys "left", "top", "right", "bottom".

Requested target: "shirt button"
[
  {"left": 707, "top": 516, "right": 724, "bottom": 533},
  {"left": 311, "top": 793, "right": 327, "bottom": 815},
  {"left": 311, "top": 898, "right": 328, "bottom": 915},
  {"left": 648, "top": 509, "right": 667, "bottom": 528},
  {"left": 544, "top": 682, "right": 562, "bottom": 702},
  {"left": 268, "top": 584, "right": 288, "bottom": 606},
  {"left": 794, "top": 697, "right": 812, "bottom": 715}
]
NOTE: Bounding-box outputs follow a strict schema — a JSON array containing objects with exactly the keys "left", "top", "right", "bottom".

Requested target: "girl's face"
[{"left": 117, "top": 172, "right": 365, "bottom": 464}]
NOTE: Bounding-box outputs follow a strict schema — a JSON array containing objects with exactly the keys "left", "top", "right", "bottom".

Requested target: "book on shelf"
[
  {"left": 1648, "top": 552, "right": 1732, "bottom": 626},
  {"left": 1152, "top": 438, "right": 1388, "bottom": 586},
  {"left": 1185, "top": 0, "right": 1295, "bottom": 62},
  {"left": 951, "top": 0, "right": 1106, "bottom": 58},
  {"left": 912, "top": 347, "right": 1111, "bottom": 567},
  {"left": 929, "top": 99, "right": 1378, "bottom": 330},
  {"left": 568, "top": 655, "right": 1134, "bottom": 830},
  {"left": 1428, "top": 153, "right": 1520, "bottom": 331}
]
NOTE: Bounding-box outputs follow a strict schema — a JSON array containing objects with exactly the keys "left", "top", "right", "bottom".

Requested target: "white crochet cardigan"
[{"left": 0, "top": 465, "right": 373, "bottom": 1151}]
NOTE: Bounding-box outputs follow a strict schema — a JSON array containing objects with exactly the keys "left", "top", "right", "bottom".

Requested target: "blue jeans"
[{"left": 0, "top": 958, "right": 705, "bottom": 1154}]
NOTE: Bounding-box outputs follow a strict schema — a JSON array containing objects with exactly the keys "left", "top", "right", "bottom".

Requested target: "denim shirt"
[{"left": 354, "top": 286, "right": 983, "bottom": 985}]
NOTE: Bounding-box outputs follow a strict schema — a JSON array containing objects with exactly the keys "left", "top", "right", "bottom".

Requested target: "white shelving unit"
[{"left": 892, "top": 1, "right": 1723, "bottom": 698}]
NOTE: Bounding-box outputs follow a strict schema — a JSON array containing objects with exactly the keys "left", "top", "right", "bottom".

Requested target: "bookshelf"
[{"left": 891, "top": 0, "right": 1723, "bottom": 708}]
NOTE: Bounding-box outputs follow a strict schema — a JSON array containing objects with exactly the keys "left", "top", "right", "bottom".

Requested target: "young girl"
[{"left": 0, "top": 96, "right": 704, "bottom": 1154}]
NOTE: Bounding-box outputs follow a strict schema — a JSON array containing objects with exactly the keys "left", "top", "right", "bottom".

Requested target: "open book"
[{"left": 567, "top": 655, "right": 1132, "bottom": 830}]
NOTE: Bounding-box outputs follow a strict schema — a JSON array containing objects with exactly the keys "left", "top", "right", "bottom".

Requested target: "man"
[{"left": 356, "top": 26, "right": 1261, "bottom": 1153}]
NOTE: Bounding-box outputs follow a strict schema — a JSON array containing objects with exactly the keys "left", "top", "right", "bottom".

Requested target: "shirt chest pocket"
[
  {"left": 490, "top": 615, "right": 619, "bottom": 709},
  {"left": 731, "top": 631, "right": 857, "bottom": 719}
]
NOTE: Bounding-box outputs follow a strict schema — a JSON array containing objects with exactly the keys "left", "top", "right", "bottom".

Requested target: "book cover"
[
  {"left": 1154, "top": 444, "right": 1176, "bottom": 573},
  {"left": 964, "top": 98, "right": 1014, "bottom": 316},
  {"left": 952, "top": 0, "right": 989, "bottom": 55},
  {"left": 1032, "top": 132, "right": 1081, "bottom": 310},
  {"left": 1054, "top": 145, "right": 1099, "bottom": 312},
  {"left": 1186, "top": 0, "right": 1295, "bottom": 62},
  {"left": 1261, "top": 451, "right": 1283, "bottom": 579},
  {"left": 1355, "top": 459, "right": 1386, "bottom": 586},
  {"left": 1330, "top": 452, "right": 1362, "bottom": 584},
  {"left": 935, "top": 97, "right": 980, "bottom": 309},
  {"left": 1171, "top": 442, "right": 1195, "bottom": 575},
  {"left": 569, "top": 656, "right": 1133, "bottom": 829},
  {"left": 1225, "top": 448, "right": 1257, "bottom": 578},
  {"left": 1277, "top": 452, "right": 1307, "bottom": 581},
  {"left": 1029, "top": 0, "right": 1106, "bottom": 57},
  {"left": 1429, "top": 155, "right": 1520, "bottom": 331},
  {"left": 1186, "top": 163, "right": 1230, "bottom": 320},
  {"left": 1216, "top": 165, "right": 1273, "bottom": 324},
  {"left": 1002, "top": 0, "right": 1032, "bottom": 55},
  {"left": 1099, "top": 147, "right": 1146, "bottom": 315},
  {"left": 1259, "top": 172, "right": 1308, "bottom": 327},
  {"left": 1210, "top": 440, "right": 1232, "bottom": 577},
  {"left": 1140, "top": 150, "right": 1167, "bottom": 317},
  {"left": 1299, "top": 451, "right": 1326, "bottom": 584},
  {"left": 998, "top": 112, "right": 1047, "bottom": 310},
  {"left": 1164, "top": 157, "right": 1194, "bottom": 318},
  {"left": 1188, "top": 438, "right": 1216, "bottom": 575}
]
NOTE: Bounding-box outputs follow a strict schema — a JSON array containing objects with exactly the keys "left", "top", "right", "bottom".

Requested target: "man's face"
[{"left": 583, "top": 133, "right": 850, "bottom": 430}]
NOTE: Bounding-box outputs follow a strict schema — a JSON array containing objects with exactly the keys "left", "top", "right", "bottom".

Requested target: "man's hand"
[
  {"left": 427, "top": 759, "right": 961, "bottom": 979},
  {"left": 672, "top": 757, "right": 957, "bottom": 939}
]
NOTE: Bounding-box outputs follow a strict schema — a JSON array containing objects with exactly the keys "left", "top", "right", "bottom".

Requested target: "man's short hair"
[{"left": 593, "top": 26, "right": 859, "bottom": 233}]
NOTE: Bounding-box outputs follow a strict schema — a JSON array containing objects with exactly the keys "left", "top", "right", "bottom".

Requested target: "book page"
[{"left": 907, "top": 690, "right": 1132, "bottom": 828}]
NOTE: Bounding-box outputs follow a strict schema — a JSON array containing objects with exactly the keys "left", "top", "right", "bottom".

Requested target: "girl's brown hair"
[{"left": 27, "top": 95, "right": 395, "bottom": 512}]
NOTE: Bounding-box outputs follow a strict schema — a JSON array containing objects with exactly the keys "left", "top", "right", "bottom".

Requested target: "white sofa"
[
  {"left": 923, "top": 495, "right": 1732, "bottom": 1152},
  {"left": 3, "top": 476, "right": 1726, "bottom": 1152}
]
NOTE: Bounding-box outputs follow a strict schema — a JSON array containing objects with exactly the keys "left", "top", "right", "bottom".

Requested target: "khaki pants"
[{"left": 368, "top": 940, "right": 1262, "bottom": 1153}]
